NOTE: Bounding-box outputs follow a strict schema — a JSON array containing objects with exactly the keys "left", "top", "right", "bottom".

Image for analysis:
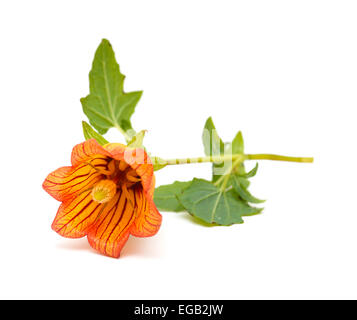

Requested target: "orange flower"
[{"left": 43, "top": 139, "right": 162, "bottom": 258}]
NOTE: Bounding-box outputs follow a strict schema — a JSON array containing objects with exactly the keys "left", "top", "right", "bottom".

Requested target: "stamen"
[
  {"left": 91, "top": 180, "right": 117, "bottom": 203},
  {"left": 122, "top": 184, "right": 135, "bottom": 208},
  {"left": 126, "top": 172, "right": 141, "bottom": 182},
  {"left": 107, "top": 160, "right": 116, "bottom": 175},
  {"left": 96, "top": 168, "right": 113, "bottom": 175},
  {"left": 85, "top": 159, "right": 112, "bottom": 175},
  {"left": 118, "top": 161, "right": 129, "bottom": 171}
]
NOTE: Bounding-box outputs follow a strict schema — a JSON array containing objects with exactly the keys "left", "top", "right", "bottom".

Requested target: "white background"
[{"left": 0, "top": 0, "right": 356, "bottom": 299}]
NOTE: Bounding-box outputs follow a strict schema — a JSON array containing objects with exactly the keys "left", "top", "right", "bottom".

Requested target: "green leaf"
[
  {"left": 231, "top": 175, "right": 265, "bottom": 204},
  {"left": 81, "top": 39, "right": 142, "bottom": 138},
  {"left": 242, "top": 163, "right": 259, "bottom": 178},
  {"left": 82, "top": 121, "right": 109, "bottom": 145},
  {"left": 178, "top": 179, "right": 262, "bottom": 225},
  {"left": 230, "top": 131, "right": 244, "bottom": 154},
  {"left": 202, "top": 117, "right": 226, "bottom": 182},
  {"left": 231, "top": 163, "right": 258, "bottom": 191},
  {"left": 154, "top": 181, "right": 192, "bottom": 212},
  {"left": 229, "top": 130, "right": 248, "bottom": 177},
  {"left": 203, "top": 117, "right": 250, "bottom": 183},
  {"left": 127, "top": 130, "right": 146, "bottom": 148},
  {"left": 202, "top": 117, "right": 225, "bottom": 157},
  {"left": 237, "top": 176, "right": 250, "bottom": 189}
]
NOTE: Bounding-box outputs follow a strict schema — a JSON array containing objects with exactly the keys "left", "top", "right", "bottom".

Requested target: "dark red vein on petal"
[
  {"left": 66, "top": 202, "right": 102, "bottom": 236},
  {"left": 53, "top": 174, "right": 101, "bottom": 193},
  {"left": 57, "top": 192, "right": 93, "bottom": 232},
  {"left": 103, "top": 198, "right": 128, "bottom": 254},
  {"left": 111, "top": 208, "right": 135, "bottom": 249},
  {"left": 96, "top": 192, "right": 123, "bottom": 242}
]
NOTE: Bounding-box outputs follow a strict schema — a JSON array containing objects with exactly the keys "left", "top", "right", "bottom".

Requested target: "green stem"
[
  {"left": 160, "top": 154, "right": 244, "bottom": 166},
  {"left": 244, "top": 154, "right": 314, "bottom": 163},
  {"left": 158, "top": 153, "right": 313, "bottom": 166}
]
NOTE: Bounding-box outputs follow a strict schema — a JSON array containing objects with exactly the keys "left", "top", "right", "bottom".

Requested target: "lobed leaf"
[
  {"left": 81, "top": 39, "right": 142, "bottom": 138},
  {"left": 154, "top": 181, "right": 192, "bottom": 212},
  {"left": 178, "top": 179, "right": 262, "bottom": 225}
]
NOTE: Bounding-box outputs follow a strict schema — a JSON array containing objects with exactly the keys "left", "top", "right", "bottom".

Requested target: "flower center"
[
  {"left": 105, "top": 160, "right": 141, "bottom": 188},
  {"left": 91, "top": 179, "right": 117, "bottom": 203}
]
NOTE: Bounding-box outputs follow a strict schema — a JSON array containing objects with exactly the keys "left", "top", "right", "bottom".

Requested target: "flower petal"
[
  {"left": 130, "top": 187, "right": 162, "bottom": 237},
  {"left": 71, "top": 139, "right": 112, "bottom": 167},
  {"left": 87, "top": 189, "right": 136, "bottom": 258},
  {"left": 51, "top": 189, "right": 105, "bottom": 238},
  {"left": 43, "top": 157, "right": 108, "bottom": 201}
]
